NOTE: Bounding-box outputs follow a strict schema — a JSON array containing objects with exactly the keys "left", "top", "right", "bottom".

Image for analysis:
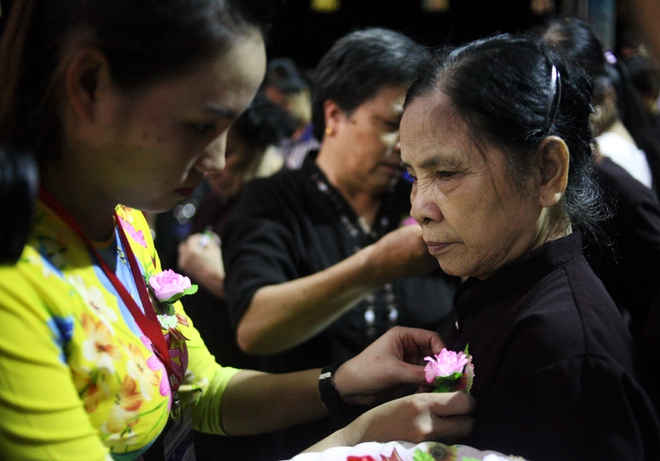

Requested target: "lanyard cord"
[{"left": 38, "top": 188, "right": 182, "bottom": 394}]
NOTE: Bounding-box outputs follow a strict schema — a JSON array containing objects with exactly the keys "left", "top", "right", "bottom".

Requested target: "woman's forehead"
[
  {"left": 402, "top": 93, "right": 463, "bottom": 144},
  {"left": 402, "top": 96, "right": 508, "bottom": 171}
]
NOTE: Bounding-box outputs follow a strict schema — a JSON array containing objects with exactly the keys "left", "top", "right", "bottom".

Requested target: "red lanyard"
[{"left": 38, "top": 189, "right": 183, "bottom": 396}]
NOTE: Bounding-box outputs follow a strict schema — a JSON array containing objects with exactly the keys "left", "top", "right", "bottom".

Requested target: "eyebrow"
[
  {"left": 401, "top": 154, "right": 463, "bottom": 170},
  {"left": 203, "top": 105, "right": 239, "bottom": 119}
]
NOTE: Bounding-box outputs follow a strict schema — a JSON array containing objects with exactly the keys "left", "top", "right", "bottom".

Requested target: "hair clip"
[{"left": 544, "top": 65, "right": 562, "bottom": 132}]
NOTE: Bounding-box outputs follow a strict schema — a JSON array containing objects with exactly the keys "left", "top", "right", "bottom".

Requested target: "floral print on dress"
[
  {"left": 73, "top": 366, "right": 113, "bottom": 413},
  {"left": 100, "top": 376, "right": 144, "bottom": 452},
  {"left": 81, "top": 313, "right": 122, "bottom": 375},
  {"left": 116, "top": 212, "right": 147, "bottom": 249},
  {"left": 46, "top": 315, "right": 74, "bottom": 363},
  {"left": 69, "top": 275, "right": 119, "bottom": 333},
  {"left": 31, "top": 211, "right": 69, "bottom": 269},
  {"left": 125, "top": 341, "right": 162, "bottom": 401},
  {"left": 26, "top": 252, "right": 57, "bottom": 279},
  {"left": 140, "top": 335, "right": 170, "bottom": 399},
  {"left": 0, "top": 202, "right": 234, "bottom": 459}
]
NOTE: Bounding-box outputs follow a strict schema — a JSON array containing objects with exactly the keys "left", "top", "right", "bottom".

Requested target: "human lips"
[
  {"left": 175, "top": 187, "right": 196, "bottom": 198},
  {"left": 176, "top": 176, "right": 204, "bottom": 198},
  {"left": 424, "top": 240, "right": 453, "bottom": 256}
]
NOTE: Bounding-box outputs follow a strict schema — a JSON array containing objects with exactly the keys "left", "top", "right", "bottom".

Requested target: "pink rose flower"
[
  {"left": 399, "top": 215, "right": 419, "bottom": 227},
  {"left": 424, "top": 348, "right": 469, "bottom": 383},
  {"left": 148, "top": 269, "right": 192, "bottom": 302}
]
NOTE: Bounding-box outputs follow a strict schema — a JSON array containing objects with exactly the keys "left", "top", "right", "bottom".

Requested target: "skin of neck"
[{"left": 41, "top": 161, "right": 118, "bottom": 242}]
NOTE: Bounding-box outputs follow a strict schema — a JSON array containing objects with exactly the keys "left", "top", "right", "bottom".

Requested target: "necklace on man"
[{"left": 311, "top": 169, "right": 399, "bottom": 339}]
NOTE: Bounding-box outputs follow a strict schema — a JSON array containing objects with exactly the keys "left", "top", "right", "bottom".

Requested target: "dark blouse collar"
[
  {"left": 301, "top": 149, "right": 320, "bottom": 173},
  {"left": 454, "top": 231, "right": 583, "bottom": 321}
]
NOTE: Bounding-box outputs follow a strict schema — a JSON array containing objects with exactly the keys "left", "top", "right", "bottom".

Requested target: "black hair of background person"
[
  {"left": 609, "top": 53, "right": 660, "bottom": 199},
  {"left": 0, "top": 3, "right": 38, "bottom": 266},
  {"left": 0, "top": 147, "right": 38, "bottom": 265}
]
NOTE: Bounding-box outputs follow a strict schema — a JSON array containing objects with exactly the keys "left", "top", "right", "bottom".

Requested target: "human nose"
[
  {"left": 195, "top": 132, "right": 227, "bottom": 174},
  {"left": 410, "top": 180, "right": 443, "bottom": 224}
]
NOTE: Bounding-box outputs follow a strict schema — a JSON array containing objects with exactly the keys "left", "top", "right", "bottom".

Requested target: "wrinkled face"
[
  {"left": 333, "top": 86, "right": 407, "bottom": 195},
  {"left": 400, "top": 91, "right": 543, "bottom": 279},
  {"left": 81, "top": 33, "right": 266, "bottom": 213}
]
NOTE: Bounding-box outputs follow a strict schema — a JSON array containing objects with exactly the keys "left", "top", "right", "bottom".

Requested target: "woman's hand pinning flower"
[
  {"left": 148, "top": 269, "right": 198, "bottom": 303},
  {"left": 424, "top": 346, "right": 474, "bottom": 394}
]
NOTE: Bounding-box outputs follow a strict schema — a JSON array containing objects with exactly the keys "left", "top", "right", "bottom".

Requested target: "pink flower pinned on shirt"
[
  {"left": 424, "top": 346, "right": 474, "bottom": 394},
  {"left": 399, "top": 215, "right": 419, "bottom": 227},
  {"left": 147, "top": 269, "right": 197, "bottom": 342},
  {"left": 148, "top": 269, "right": 197, "bottom": 303}
]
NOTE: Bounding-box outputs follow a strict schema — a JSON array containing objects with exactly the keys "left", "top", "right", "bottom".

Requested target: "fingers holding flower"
[{"left": 333, "top": 327, "right": 446, "bottom": 406}]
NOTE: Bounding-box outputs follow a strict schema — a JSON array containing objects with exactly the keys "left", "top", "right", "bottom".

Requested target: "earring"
[{"left": 325, "top": 126, "right": 333, "bottom": 136}]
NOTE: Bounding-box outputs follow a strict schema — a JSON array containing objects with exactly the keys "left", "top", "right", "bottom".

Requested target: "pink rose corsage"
[
  {"left": 148, "top": 269, "right": 198, "bottom": 341},
  {"left": 423, "top": 346, "right": 474, "bottom": 394},
  {"left": 399, "top": 215, "right": 419, "bottom": 227}
]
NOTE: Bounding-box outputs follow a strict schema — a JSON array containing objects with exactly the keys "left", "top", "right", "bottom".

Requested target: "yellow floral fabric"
[{"left": 0, "top": 202, "right": 240, "bottom": 461}]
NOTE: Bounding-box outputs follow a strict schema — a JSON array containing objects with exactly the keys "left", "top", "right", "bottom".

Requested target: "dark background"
[
  {"left": 264, "top": 0, "right": 589, "bottom": 71},
  {"left": 0, "top": 0, "right": 629, "bottom": 74}
]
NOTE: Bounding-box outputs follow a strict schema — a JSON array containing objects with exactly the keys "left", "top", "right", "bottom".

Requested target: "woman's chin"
[{"left": 437, "top": 260, "right": 464, "bottom": 278}]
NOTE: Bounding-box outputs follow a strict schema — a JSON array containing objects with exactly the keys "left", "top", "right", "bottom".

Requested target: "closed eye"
[
  {"left": 376, "top": 116, "right": 400, "bottom": 132},
  {"left": 437, "top": 170, "right": 458, "bottom": 179}
]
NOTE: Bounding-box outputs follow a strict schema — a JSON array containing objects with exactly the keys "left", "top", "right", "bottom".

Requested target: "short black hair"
[
  {"left": 311, "top": 27, "right": 427, "bottom": 141},
  {"left": 625, "top": 53, "right": 660, "bottom": 100},
  {"left": 262, "top": 57, "right": 308, "bottom": 94},
  {"left": 232, "top": 92, "right": 296, "bottom": 150}
]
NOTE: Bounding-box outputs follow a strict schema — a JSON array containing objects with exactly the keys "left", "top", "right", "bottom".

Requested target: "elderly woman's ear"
[{"left": 537, "top": 136, "right": 570, "bottom": 208}]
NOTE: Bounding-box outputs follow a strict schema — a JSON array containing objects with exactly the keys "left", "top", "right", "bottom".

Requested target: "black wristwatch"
[{"left": 318, "top": 363, "right": 366, "bottom": 428}]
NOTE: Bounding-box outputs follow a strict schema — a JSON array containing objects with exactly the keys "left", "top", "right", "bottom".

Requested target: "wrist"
[
  {"left": 318, "top": 363, "right": 344, "bottom": 426},
  {"left": 318, "top": 363, "right": 365, "bottom": 429}
]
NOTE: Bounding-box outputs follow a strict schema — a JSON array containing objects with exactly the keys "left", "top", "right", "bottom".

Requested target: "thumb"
[{"left": 389, "top": 361, "right": 429, "bottom": 387}]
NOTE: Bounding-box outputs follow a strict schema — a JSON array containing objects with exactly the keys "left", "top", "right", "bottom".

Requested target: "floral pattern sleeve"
[
  {"left": 0, "top": 245, "right": 115, "bottom": 460},
  {"left": 0, "top": 203, "right": 239, "bottom": 461}
]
